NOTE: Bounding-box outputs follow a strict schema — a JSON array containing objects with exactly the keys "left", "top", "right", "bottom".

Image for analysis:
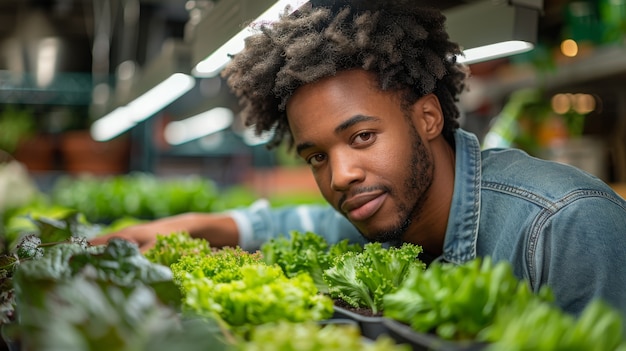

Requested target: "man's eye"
[
  {"left": 353, "top": 132, "right": 375, "bottom": 145},
  {"left": 307, "top": 154, "right": 326, "bottom": 166}
]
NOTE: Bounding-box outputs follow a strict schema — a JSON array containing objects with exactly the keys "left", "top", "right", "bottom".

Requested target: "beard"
[{"left": 365, "top": 125, "right": 434, "bottom": 244}]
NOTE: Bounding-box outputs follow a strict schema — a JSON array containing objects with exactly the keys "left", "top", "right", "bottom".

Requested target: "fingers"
[
  {"left": 89, "top": 235, "right": 113, "bottom": 246},
  {"left": 89, "top": 233, "right": 137, "bottom": 248},
  {"left": 89, "top": 233, "right": 157, "bottom": 254}
]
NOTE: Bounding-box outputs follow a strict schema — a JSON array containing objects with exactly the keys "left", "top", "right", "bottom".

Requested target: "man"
[{"left": 93, "top": 0, "right": 626, "bottom": 322}]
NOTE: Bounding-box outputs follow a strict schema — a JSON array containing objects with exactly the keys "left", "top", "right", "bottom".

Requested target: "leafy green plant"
[
  {"left": 169, "top": 236, "right": 335, "bottom": 332},
  {"left": 174, "top": 248, "right": 333, "bottom": 331},
  {"left": 0, "top": 106, "right": 35, "bottom": 154},
  {"left": 233, "top": 321, "right": 410, "bottom": 351},
  {"left": 323, "top": 242, "right": 425, "bottom": 315},
  {"left": 0, "top": 211, "right": 104, "bottom": 325},
  {"left": 144, "top": 231, "right": 213, "bottom": 267},
  {"left": 383, "top": 257, "right": 553, "bottom": 340},
  {"left": 171, "top": 246, "right": 263, "bottom": 285},
  {"left": 2, "top": 203, "right": 96, "bottom": 250},
  {"left": 8, "top": 276, "right": 230, "bottom": 351},
  {"left": 210, "top": 185, "right": 259, "bottom": 212},
  {"left": 0, "top": 161, "right": 41, "bottom": 218},
  {"left": 481, "top": 299, "right": 626, "bottom": 351},
  {"left": 261, "top": 231, "right": 363, "bottom": 293},
  {"left": 50, "top": 172, "right": 220, "bottom": 222},
  {"left": 7, "top": 236, "right": 228, "bottom": 351}
]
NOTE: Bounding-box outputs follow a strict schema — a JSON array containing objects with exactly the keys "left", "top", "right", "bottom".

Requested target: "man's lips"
[{"left": 340, "top": 192, "right": 387, "bottom": 222}]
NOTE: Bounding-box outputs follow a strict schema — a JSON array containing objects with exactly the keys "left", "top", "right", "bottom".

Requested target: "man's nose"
[{"left": 329, "top": 151, "right": 365, "bottom": 191}]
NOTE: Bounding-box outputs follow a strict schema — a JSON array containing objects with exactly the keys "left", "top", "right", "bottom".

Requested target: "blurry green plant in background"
[{"left": 0, "top": 106, "right": 35, "bottom": 154}]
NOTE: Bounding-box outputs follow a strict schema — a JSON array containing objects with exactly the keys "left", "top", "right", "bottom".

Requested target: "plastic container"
[
  {"left": 332, "top": 305, "right": 388, "bottom": 340},
  {"left": 382, "top": 318, "right": 488, "bottom": 351}
]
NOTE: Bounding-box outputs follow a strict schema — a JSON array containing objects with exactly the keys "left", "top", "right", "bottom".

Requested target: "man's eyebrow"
[
  {"left": 295, "top": 115, "right": 380, "bottom": 155},
  {"left": 335, "top": 114, "right": 380, "bottom": 133},
  {"left": 296, "top": 141, "right": 315, "bottom": 155}
]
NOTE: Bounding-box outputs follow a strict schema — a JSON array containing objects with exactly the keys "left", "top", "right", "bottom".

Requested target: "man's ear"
[{"left": 411, "top": 93, "right": 444, "bottom": 141}]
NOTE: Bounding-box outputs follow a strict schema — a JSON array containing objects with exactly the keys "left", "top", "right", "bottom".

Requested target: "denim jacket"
[{"left": 230, "top": 128, "right": 626, "bottom": 320}]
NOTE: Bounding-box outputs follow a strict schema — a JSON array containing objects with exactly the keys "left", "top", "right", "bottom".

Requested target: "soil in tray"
[{"left": 333, "top": 298, "right": 382, "bottom": 317}]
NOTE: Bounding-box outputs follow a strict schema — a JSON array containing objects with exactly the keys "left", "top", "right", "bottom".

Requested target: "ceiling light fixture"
[
  {"left": 446, "top": 0, "right": 543, "bottom": 64},
  {"left": 191, "top": 0, "right": 308, "bottom": 77},
  {"left": 91, "top": 73, "right": 195, "bottom": 141},
  {"left": 91, "top": 40, "right": 195, "bottom": 141},
  {"left": 164, "top": 107, "right": 234, "bottom": 145}
]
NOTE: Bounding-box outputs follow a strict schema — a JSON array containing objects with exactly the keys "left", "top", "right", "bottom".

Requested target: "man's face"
[{"left": 286, "top": 69, "right": 435, "bottom": 243}]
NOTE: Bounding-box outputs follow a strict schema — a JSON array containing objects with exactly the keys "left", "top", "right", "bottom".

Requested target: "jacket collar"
[{"left": 441, "top": 129, "right": 481, "bottom": 264}]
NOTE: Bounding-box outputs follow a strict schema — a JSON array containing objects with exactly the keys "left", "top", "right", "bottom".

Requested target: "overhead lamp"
[
  {"left": 444, "top": 0, "right": 543, "bottom": 64},
  {"left": 191, "top": 0, "right": 308, "bottom": 77},
  {"left": 91, "top": 39, "right": 195, "bottom": 141},
  {"left": 164, "top": 107, "right": 235, "bottom": 145}
]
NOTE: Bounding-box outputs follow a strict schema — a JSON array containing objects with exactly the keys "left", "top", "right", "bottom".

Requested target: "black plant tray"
[
  {"left": 382, "top": 318, "right": 488, "bottom": 351},
  {"left": 331, "top": 305, "right": 388, "bottom": 340}
]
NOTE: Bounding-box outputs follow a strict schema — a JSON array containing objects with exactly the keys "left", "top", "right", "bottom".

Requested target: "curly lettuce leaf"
[
  {"left": 261, "top": 231, "right": 362, "bottom": 293},
  {"left": 235, "top": 321, "right": 411, "bottom": 351},
  {"left": 144, "top": 231, "right": 213, "bottom": 267},
  {"left": 182, "top": 263, "right": 333, "bottom": 329},
  {"left": 323, "top": 242, "right": 425, "bottom": 314},
  {"left": 171, "top": 246, "right": 263, "bottom": 286}
]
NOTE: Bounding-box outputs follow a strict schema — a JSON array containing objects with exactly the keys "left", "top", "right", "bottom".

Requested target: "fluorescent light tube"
[
  {"left": 457, "top": 40, "right": 534, "bottom": 64},
  {"left": 91, "top": 73, "right": 195, "bottom": 141},
  {"left": 445, "top": 0, "right": 540, "bottom": 65},
  {"left": 164, "top": 107, "right": 234, "bottom": 145},
  {"left": 193, "top": 0, "right": 308, "bottom": 77},
  {"left": 90, "top": 106, "right": 136, "bottom": 142},
  {"left": 127, "top": 73, "right": 195, "bottom": 123}
]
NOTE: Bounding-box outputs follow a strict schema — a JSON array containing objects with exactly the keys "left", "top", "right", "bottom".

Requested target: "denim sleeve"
[
  {"left": 228, "top": 199, "right": 367, "bottom": 251},
  {"left": 535, "top": 193, "right": 626, "bottom": 327}
]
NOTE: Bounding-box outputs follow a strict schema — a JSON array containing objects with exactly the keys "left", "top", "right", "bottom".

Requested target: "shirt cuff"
[{"left": 227, "top": 198, "right": 271, "bottom": 251}]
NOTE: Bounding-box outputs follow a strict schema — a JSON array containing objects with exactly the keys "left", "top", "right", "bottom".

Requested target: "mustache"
[{"left": 337, "top": 185, "right": 390, "bottom": 212}]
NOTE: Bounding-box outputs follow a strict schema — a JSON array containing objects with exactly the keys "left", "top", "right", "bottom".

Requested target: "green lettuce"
[
  {"left": 323, "top": 242, "right": 425, "bottom": 314},
  {"left": 171, "top": 246, "right": 263, "bottom": 285},
  {"left": 383, "top": 257, "right": 552, "bottom": 340},
  {"left": 261, "top": 231, "right": 362, "bottom": 293},
  {"left": 234, "top": 321, "right": 410, "bottom": 351},
  {"left": 481, "top": 299, "right": 626, "bottom": 350},
  {"left": 181, "top": 263, "right": 333, "bottom": 329},
  {"left": 144, "top": 231, "right": 213, "bottom": 267}
]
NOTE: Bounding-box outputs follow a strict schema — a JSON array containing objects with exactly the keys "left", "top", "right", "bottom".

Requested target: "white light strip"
[
  {"left": 193, "top": 0, "right": 308, "bottom": 77},
  {"left": 457, "top": 40, "right": 534, "bottom": 64},
  {"left": 164, "top": 107, "right": 234, "bottom": 145},
  {"left": 90, "top": 106, "right": 136, "bottom": 141},
  {"left": 91, "top": 73, "right": 196, "bottom": 141},
  {"left": 127, "top": 73, "right": 196, "bottom": 123}
]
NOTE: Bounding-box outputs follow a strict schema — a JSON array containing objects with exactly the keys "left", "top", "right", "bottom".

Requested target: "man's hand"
[{"left": 89, "top": 223, "right": 163, "bottom": 253}]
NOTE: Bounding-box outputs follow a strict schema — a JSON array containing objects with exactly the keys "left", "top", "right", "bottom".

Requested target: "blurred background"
[{"left": 0, "top": 0, "right": 625, "bottom": 210}]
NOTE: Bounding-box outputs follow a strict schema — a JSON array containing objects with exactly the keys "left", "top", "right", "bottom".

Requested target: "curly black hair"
[{"left": 222, "top": 0, "right": 468, "bottom": 149}]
